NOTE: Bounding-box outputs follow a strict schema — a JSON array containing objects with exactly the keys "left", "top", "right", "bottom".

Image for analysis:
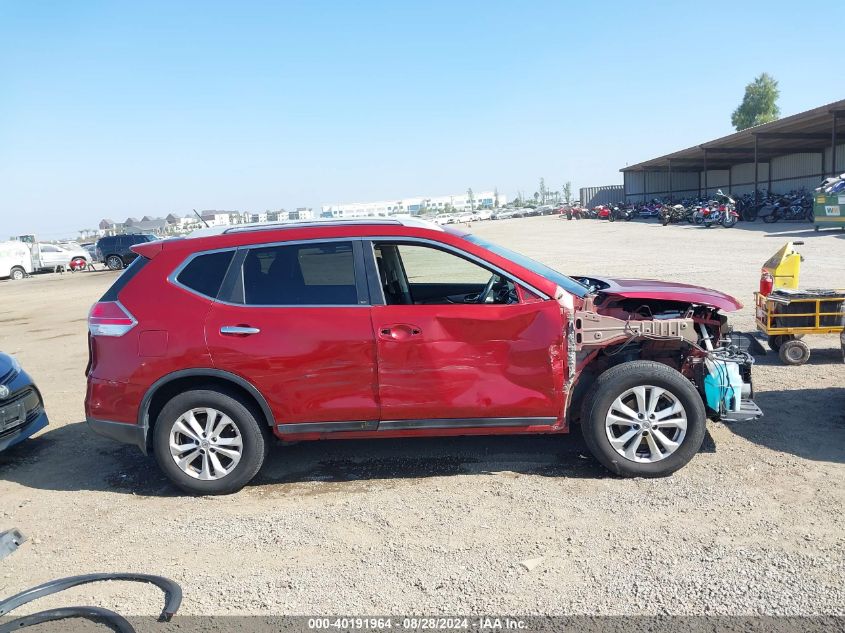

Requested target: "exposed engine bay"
[{"left": 569, "top": 278, "right": 763, "bottom": 423}]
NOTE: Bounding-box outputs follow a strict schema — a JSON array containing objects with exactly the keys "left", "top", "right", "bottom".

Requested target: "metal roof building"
[{"left": 621, "top": 99, "right": 845, "bottom": 202}]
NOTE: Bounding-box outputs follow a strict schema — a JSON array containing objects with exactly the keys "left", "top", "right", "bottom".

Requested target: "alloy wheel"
[
  {"left": 605, "top": 385, "right": 688, "bottom": 463},
  {"left": 168, "top": 407, "right": 244, "bottom": 480}
]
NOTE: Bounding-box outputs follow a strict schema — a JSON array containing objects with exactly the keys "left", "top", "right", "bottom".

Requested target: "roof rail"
[{"left": 221, "top": 218, "right": 402, "bottom": 235}]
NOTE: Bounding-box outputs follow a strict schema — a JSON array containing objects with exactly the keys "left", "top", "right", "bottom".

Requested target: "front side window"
[
  {"left": 373, "top": 242, "right": 517, "bottom": 305},
  {"left": 242, "top": 241, "right": 357, "bottom": 306}
]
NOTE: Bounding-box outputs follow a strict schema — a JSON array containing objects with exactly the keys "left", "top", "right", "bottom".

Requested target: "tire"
[
  {"left": 762, "top": 212, "right": 778, "bottom": 224},
  {"left": 580, "top": 360, "right": 706, "bottom": 478},
  {"left": 153, "top": 388, "right": 270, "bottom": 495},
  {"left": 9, "top": 266, "right": 26, "bottom": 281},
  {"left": 722, "top": 216, "right": 737, "bottom": 228},
  {"left": 767, "top": 335, "right": 788, "bottom": 352},
  {"left": 778, "top": 339, "right": 810, "bottom": 366},
  {"left": 105, "top": 255, "right": 124, "bottom": 270}
]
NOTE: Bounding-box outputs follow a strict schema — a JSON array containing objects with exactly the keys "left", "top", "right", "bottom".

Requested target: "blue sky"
[{"left": 1, "top": 0, "right": 841, "bottom": 238}]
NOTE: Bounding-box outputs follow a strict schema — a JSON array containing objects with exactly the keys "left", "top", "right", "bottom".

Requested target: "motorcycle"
[
  {"left": 659, "top": 204, "right": 688, "bottom": 225},
  {"left": 698, "top": 191, "right": 739, "bottom": 228},
  {"left": 608, "top": 204, "right": 635, "bottom": 222}
]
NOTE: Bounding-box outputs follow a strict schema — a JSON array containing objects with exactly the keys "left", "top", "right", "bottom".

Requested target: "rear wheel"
[
  {"left": 105, "top": 255, "right": 124, "bottom": 270},
  {"left": 153, "top": 389, "right": 269, "bottom": 495},
  {"left": 779, "top": 339, "right": 810, "bottom": 366},
  {"left": 9, "top": 266, "right": 25, "bottom": 280},
  {"left": 767, "top": 334, "right": 794, "bottom": 352},
  {"left": 580, "top": 360, "right": 706, "bottom": 477}
]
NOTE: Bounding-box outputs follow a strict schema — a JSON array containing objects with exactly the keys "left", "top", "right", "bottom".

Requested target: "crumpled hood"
[{"left": 591, "top": 277, "right": 743, "bottom": 312}]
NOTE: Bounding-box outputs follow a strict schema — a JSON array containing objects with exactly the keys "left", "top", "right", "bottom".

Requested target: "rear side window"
[
  {"left": 242, "top": 241, "right": 357, "bottom": 305},
  {"left": 176, "top": 250, "right": 235, "bottom": 299}
]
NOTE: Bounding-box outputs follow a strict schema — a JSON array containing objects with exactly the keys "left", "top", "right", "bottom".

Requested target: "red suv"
[{"left": 86, "top": 218, "right": 760, "bottom": 494}]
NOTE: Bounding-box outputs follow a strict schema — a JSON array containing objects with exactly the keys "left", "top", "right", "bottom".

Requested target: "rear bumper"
[
  {"left": 86, "top": 417, "right": 147, "bottom": 454},
  {"left": 0, "top": 410, "right": 49, "bottom": 452}
]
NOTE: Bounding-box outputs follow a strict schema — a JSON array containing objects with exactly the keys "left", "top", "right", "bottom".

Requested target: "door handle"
[
  {"left": 379, "top": 324, "right": 421, "bottom": 340},
  {"left": 220, "top": 325, "right": 261, "bottom": 336}
]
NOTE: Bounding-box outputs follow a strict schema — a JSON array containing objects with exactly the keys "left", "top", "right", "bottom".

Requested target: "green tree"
[
  {"left": 731, "top": 73, "right": 780, "bottom": 131},
  {"left": 466, "top": 188, "right": 475, "bottom": 211},
  {"left": 539, "top": 178, "right": 547, "bottom": 204},
  {"left": 494, "top": 187, "right": 500, "bottom": 208},
  {"left": 562, "top": 181, "right": 572, "bottom": 205}
]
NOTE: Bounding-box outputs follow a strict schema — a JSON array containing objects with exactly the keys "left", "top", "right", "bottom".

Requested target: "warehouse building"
[{"left": 621, "top": 99, "right": 845, "bottom": 202}]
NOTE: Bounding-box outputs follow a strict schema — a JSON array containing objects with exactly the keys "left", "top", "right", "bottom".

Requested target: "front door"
[
  {"left": 369, "top": 241, "right": 564, "bottom": 428},
  {"left": 204, "top": 239, "right": 379, "bottom": 431}
]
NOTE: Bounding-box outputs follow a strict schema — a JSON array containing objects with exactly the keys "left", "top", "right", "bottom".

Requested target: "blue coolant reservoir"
[{"left": 703, "top": 358, "right": 739, "bottom": 413}]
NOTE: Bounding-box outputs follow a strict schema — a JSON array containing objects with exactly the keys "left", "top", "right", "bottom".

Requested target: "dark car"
[
  {"left": 0, "top": 352, "right": 48, "bottom": 452},
  {"left": 95, "top": 234, "right": 158, "bottom": 270}
]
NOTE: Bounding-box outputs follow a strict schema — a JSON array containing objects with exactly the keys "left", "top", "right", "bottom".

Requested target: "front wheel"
[
  {"left": 779, "top": 339, "right": 810, "bottom": 366},
  {"left": 580, "top": 360, "right": 706, "bottom": 477},
  {"left": 153, "top": 389, "right": 270, "bottom": 495}
]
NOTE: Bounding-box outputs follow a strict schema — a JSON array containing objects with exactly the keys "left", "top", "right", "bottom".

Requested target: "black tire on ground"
[
  {"left": 580, "top": 360, "right": 707, "bottom": 478},
  {"left": 105, "top": 255, "right": 124, "bottom": 271},
  {"left": 762, "top": 213, "right": 778, "bottom": 224},
  {"left": 153, "top": 388, "right": 270, "bottom": 495},
  {"left": 778, "top": 339, "right": 811, "bottom": 366},
  {"left": 9, "top": 266, "right": 26, "bottom": 280},
  {"left": 767, "top": 334, "right": 792, "bottom": 352}
]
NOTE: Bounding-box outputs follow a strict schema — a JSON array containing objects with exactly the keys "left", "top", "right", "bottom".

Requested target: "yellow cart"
[
  {"left": 755, "top": 291, "right": 845, "bottom": 364},
  {"left": 754, "top": 241, "right": 845, "bottom": 365}
]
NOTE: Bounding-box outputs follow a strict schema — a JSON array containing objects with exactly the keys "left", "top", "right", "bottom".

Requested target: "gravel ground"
[{"left": 0, "top": 217, "right": 843, "bottom": 617}]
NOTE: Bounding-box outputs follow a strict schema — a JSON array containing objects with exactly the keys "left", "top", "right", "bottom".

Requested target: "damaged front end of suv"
[{"left": 568, "top": 276, "right": 763, "bottom": 426}]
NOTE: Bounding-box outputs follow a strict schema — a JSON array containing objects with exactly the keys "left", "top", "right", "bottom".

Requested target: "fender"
[{"left": 137, "top": 368, "right": 277, "bottom": 449}]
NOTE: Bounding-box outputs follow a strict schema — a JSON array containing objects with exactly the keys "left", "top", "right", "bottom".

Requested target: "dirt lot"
[{"left": 1, "top": 218, "right": 843, "bottom": 617}]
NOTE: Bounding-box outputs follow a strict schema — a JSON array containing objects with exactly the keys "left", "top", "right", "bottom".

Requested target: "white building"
[
  {"left": 321, "top": 190, "right": 506, "bottom": 219},
  {"left": 199, "top": 211, "right": 249, "bottom": 227}
]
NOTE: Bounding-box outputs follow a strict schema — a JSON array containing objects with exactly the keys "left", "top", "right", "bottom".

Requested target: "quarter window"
[
  {"left": 242, "top": 241, "right": 358, "bottom": 305},
  {"left": 176, "top": 250, "right": 235, "bottom": 299}
]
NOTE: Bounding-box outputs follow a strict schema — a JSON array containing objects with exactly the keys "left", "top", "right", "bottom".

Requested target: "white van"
[{"left": 0, "top": 241, "right": 33, "bottom": 280}]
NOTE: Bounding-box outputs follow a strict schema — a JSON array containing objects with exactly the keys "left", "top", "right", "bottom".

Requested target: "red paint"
[
  {"left": 204, "top": 305, "right": 379, "bottom": 423},
  {"left": 373, "top": 300, "right": 564, "bottom": 423},
  {"left": 591, "top": 277, "right": 743, "bottom": 312},
  {"left": 86, "top": 221, "right": 738, "bottom": 449}
]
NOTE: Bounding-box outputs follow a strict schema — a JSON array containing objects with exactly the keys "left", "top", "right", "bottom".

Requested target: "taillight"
[{"left": 88, "top": 301, "right": 137, "bottom": 337}]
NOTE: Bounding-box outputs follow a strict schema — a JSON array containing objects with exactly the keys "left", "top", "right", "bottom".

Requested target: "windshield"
[{"left": 461, "top": 233, "right": 589, "bottom": 298}]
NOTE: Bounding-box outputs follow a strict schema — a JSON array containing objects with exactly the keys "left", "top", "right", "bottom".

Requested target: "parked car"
[
  {"left": 85, "top": 217, "right": 759, "bottom": 494},
  {"left": 0, "top": 241, "right": 32, "bottom": 280},
  {"left": 37, "top": 242, "right": 92, "bottom": 271},
  {"left": 95, "top": 234, "right": 158, "bottom": 270},
  {"left": 81, "top": 242, "right": 98, "bottom": 261},
  {"left": 491, "top": 210, "right": 516, "bottom": 220},
  {"left": 0, "top": 352, "right": 49, "bottom": 452}
]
